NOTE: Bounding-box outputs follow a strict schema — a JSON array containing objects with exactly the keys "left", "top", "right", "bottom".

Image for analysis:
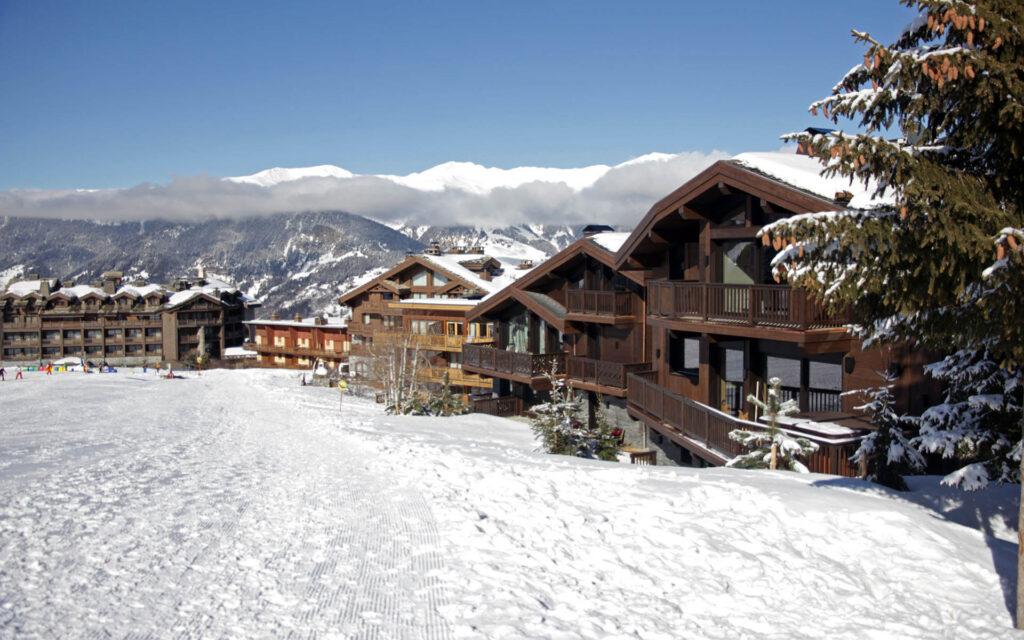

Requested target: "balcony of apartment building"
[
  {"left": 373, "top": 331, "right": 466, "bottom": 352},
  {"left": 625, "top": 371, "right": 861, "bottom": 476},
  {"left": 462, "top": 342, "right": 565, "bottom": 387},
  {"left": 418, "top": 366, "right": 492, "bottom": 389},
  {"left": 564, "top": 289, "right": 638, "bottom": 325},
  {"left": 645, "top": 281, "right": 849, "bottom": 343},
  {"left": 565, "top": 356, "right": 651, "bottom": 397},
  {"left": 251, "top": 342, "right": 348, "bottom": 360},
  {"left": 1, "top": 316, "right": 40, "bottom": 330}
]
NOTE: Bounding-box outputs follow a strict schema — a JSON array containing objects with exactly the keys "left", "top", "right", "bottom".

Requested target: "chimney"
[
  {"left": 582, "top": 224, "right": 614, "bottom": 237},
  {"left": 270, "top": 313, "right": 281, "bottom": 321},
  {"left": 135, "top": 279, "right": 147, "bottom": 287},
  {"left": 314, "top": 316, "right": 326, "bottom": 326},
  {"left": 294, "top": 313, "right": 302, "bottom": 322},
  {"left": 40, "top": 280, "right": 51, "bottom": 296},
  {"left": 834, "top": 191, "right": 854, "bottom": 206}
]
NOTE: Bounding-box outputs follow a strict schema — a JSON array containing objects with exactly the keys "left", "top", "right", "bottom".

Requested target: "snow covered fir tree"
[
  {"left": 726, "top": 377, "right": 819, "bottom": 472},
  {"left": 759, "top": 0, "right": 1023, "bottom": 491},
  {"left": 530, "top": 371, "right": 620, "bottom": 461},
  {"left": 851, "top": 372, "right": 926, "bottom": 490}
]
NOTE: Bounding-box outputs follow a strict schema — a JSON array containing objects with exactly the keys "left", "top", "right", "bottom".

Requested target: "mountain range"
[{"left": 0, "top": 212, "right": 584, "bottom": 319}]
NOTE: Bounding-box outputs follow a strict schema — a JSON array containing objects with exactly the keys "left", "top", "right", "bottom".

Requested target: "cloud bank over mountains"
[{"left": 0, "top": 151, "right": 732, "bottom": 227}]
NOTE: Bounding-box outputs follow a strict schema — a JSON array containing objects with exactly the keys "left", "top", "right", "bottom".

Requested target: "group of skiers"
[{"left": 0, "top": 366, "right": 26, "bottom": 380}]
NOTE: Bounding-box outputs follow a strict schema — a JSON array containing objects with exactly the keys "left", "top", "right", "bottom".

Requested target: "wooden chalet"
[
  {"left": 245, "top": 314, "right": 350, "bottom": 371},
  {"left": 614, "top": 151, "right": 936, "bottom": 473},
  {"left": 338, "top": 250, "right": 523, "bottom": 394},
  {"left": 464, "top": 231, "right": 650, "bottom": 415}
]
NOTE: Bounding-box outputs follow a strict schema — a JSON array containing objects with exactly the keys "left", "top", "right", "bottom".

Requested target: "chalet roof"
[
  {"left": 338, "top": 253, "right": 530, "bottom": 307},
  {"left": 522, "top": 291, "right": 566, "bottom": 320},
  {"left": 113, "top": 284, "right": 165, "bottom": 299},
  {"left": 615, "top": 153, "right": 881, "bottom": 269},
  {"left": 56, "top": 285, "right": 109, "bottom": 300},
  {"left": 1, "top": 274, "right": 248, "bottom": 310},
  {"left": 466, "top": 231, "right": 640, "bottom": 324},
  {"left": 245, "top": 316, "right": 348, "bottom": 329},
  {"left": 730, "top": 152, "right": 891, "bottom": 211},
  {"left": 2, "top": 279, "right": 58, "bottom": 298}
]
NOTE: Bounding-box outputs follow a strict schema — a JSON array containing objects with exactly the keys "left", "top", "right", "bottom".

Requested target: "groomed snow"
[{"left": 0, "top": 368, "right": 1016, "bottom": 638}]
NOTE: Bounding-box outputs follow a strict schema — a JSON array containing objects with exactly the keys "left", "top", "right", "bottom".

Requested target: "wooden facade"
[
  {"left": 465, "top": 233, "right": 651, "bottom": 408},
  {"left": 338, "top": 251, "right": 518, "bottom": 394},
  {"left": 245, "top": 315, "right": 350, "bottom": 370},
  {"left": 613, "top": 157, "right": 938, "bottom": 473},
  {"left": 1, "top": 272, "right": 256, "bottom": 366}
]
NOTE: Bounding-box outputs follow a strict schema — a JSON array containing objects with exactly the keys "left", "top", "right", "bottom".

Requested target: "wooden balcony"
[
  {"left": 374, "top": 331, "right": 466, "bottom": 352},
  {"left": 646, "top": 282, "right": 846, "bottom": 334},
  {"left": 565, "top": 356, "right": 651, "bottom": 397},
  {"left": 565, "top": 290, "right": 636, "bottom": 324},
  {"left": 626, "top": 373, "right": 860, "bottom": 476},
  {"left": 1, "top": 318, "right": 40, "bottom": 329},
  {"left": 471, "top": 396, "right": 524, "bottom": 417},
  {"left": 250, "top": 343, "right": 348, "bottom": 360},
  {"left": 462, "top": 343, "right": 565, "bottom": 386},
  {"left": 419, "top": 367, "right": 492, "bottom": 389}
]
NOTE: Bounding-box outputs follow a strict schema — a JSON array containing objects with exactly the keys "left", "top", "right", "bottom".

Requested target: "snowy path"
[
  {"left": 0, "top": 368, "right": 1018, "bottom": 638},
  {"left": 0, "top": 371, "right": 451, "bottom": 638}
]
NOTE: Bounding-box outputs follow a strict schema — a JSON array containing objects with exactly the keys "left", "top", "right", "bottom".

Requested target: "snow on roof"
[
  {"left": 732, "top": 151, "right": 893, "bottom": 210},
  {"left": 246, "top": 316, "right": 348, "bottom": 329},
  {"left": 3, "top": 280, "right": 54, "bottom": 297},
  {"left": 56, "top": 284, "right": 109, "bottom": 299},
  {"left": 587, "top": 232, "right": 631, "bottom": 254},
  {"left": 223, "top": 346, "right": 257, "bottom": 358},
  {"left": 115, "top": 284, "right": 165, "bottom": 298},
  {"left": 417, "top": 253, "right": 526, "bottom": 296},
  {"left": 391, "top": 297, "right": 482, "bottom": 308}
]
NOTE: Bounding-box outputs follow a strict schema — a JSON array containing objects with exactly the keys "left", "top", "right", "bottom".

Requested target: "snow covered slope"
[{"left": 0, "top": 368, "right": 1015, "bottom": 638}]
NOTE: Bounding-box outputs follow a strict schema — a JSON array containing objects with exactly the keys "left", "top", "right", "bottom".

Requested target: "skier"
[
  {"left": 15, "top": 366, "right": 23, "bottom": 380},
  {"left": 0, "top": 367, "right": 5, "bottom": 381}
]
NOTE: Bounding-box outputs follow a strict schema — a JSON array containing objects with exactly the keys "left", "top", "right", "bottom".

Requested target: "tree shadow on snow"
[{"left": 811, "top": 475, "right": 1019, "bottom": 623}]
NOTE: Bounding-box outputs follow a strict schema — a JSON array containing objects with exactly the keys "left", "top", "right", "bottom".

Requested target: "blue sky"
[{"left": 0, "top": 0, "right": 916, "bottom": 190}]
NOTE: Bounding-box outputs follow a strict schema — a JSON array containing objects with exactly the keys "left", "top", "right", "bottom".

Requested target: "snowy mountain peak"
[
  {"left": 222, "top": 154, "right": 686, "bottom": 196},
  {"left": 226, "top": 165, "right": 355, "bottom": 187}
]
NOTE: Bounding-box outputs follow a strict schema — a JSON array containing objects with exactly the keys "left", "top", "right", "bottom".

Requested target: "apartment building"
[
  {"left": 245, "top": 314, "right": 349, "bottom": 370},
  {"left": 1, "top": 271, "right": 256, "bottom": 365},
  {"left": 338, "top": 245, "right": 531, "bottom": 395}
]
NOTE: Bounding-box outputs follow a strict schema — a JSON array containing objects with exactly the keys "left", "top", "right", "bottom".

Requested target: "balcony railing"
[
  {"left": 566, "top": 356, "right": 651, "bottom": 390},
  {"left": 374, "top": 332, "right": 466, "bottom": 350},
  {"left": 566, "top": 290, "right": 634, "bottom": 317},
  {"left": 463, "top": 343, "right": 565, "bottom": 378},
  {"left": 471, "top": 396, "right": 524, "bottom": 417},
  {"left": 419, "top": 367, "right": 492, "bottom": 388},
  {"left": 646, "top": 282, "right": 845, "bottom": 330},
  {"left": 251, "top": 343, "right": 348, "bottom": 359},
  {"left": 626, "top": 373, "right": 860, "bottom": 476}
]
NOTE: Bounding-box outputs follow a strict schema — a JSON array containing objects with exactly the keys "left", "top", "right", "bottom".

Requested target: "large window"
[
  {"left": 411, "top": 270, "right": 429, "bottom": 287},
  {"left": 433, "top": 272, "right": 448, "bottom": 286},
  {"left": 669, "top": 332, "right": 700, "bottom": 377}
]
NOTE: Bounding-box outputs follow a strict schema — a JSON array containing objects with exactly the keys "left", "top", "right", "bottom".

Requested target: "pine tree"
[
  {"left": 426, "top": 370, "right": 471, "bottom": 417},
  {"left": 590, "top": 394, "right": 623, "bottom": 462},
  {"left": 760, "top": 1, "right": 1023, "bottom": 491},
  {"left": 852, "top": 372, "right": 926, "bottom": 490},
  {"left": 530, "top": 368, "right": 588, "bottom": 457},
  {"left": 727, "top": 377, "right": 819, "bottom": 472}
]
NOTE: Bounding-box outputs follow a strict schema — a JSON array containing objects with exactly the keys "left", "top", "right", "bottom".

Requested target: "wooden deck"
[{"left": 626, "top": 372, "right": 863, "bottom": 476}]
